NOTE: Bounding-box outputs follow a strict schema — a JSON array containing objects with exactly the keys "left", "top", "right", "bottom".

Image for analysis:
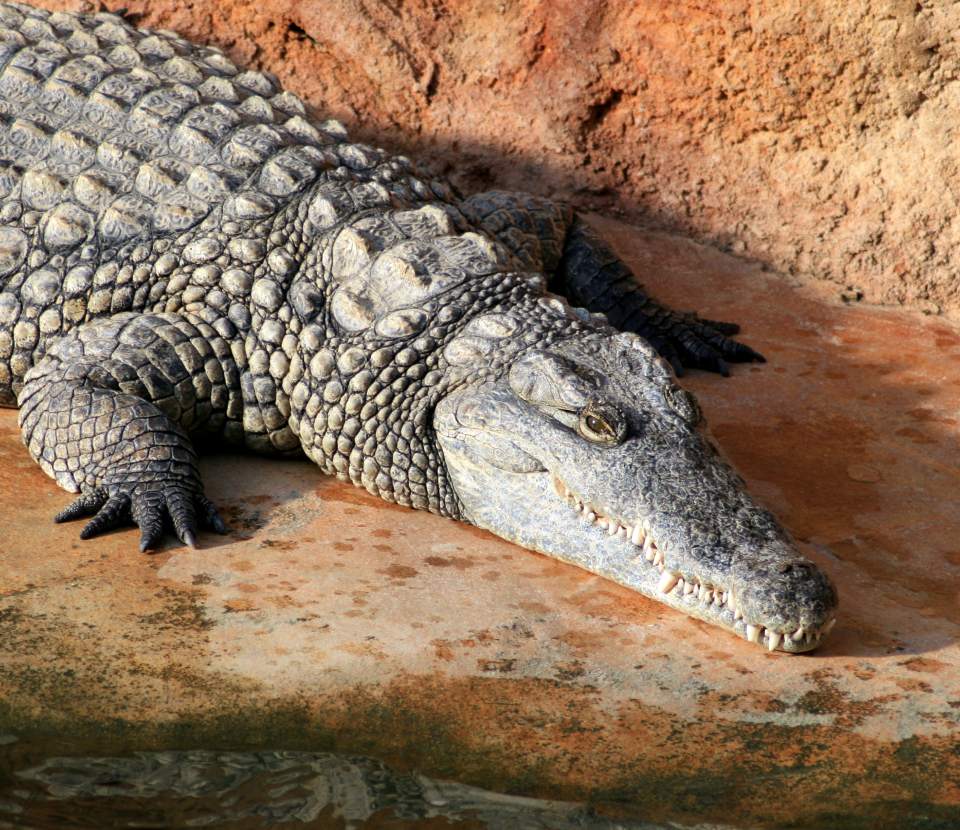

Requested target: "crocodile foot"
[
  {"left": 55, "top": 482, "right": 228, "bottom": 552},
  {"left": 641, "top": 311, "right": 766, "bottom": 377}
]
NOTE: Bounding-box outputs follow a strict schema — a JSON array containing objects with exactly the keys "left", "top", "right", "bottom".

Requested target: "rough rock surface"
[
  {"left": 31, "top": 0, "right": 960, "bottom": 315},
  {"left": 3, "top": 217, "right": 960, "bottom": 829}
]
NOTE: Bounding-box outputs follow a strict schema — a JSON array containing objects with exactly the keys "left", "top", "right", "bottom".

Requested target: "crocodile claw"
[
  {"left": 56, "top": 483, "right": 228, "bottom": 552},
  {"left": 644, "top": 311, "right": 765, "bottom": 377}
]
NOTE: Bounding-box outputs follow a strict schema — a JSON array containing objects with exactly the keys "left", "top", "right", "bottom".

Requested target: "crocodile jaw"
[
  {"left": 545, "top": 472, "right": 835, "bottom": 652},
  {"left": 440, "top": 455, "right": 836, "bottom": 653}
]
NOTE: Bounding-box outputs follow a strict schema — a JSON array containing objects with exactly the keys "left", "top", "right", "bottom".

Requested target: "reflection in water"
[{"left": 0, "top": 749, "right": 672, "bottom": 829}]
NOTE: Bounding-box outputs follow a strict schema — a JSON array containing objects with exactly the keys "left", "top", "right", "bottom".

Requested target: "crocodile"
[{"left": 0, "top": 2, "right": 837, "bottom": 652}]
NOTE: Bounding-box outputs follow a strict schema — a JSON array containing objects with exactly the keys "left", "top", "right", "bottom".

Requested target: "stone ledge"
[{"left": 2, "top": 218, "right": 960, "bottom": 828}]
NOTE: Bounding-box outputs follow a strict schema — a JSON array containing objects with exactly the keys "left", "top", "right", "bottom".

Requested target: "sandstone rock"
[{"left": 32, "top": 0, "right": 960, "bottom": 315}]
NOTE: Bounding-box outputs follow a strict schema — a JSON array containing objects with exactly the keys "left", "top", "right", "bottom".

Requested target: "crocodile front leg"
[
  {"left": 461, "top": 190, "right": 765, "bottom": 375},
  {"left": 17, "top": 312, "right": 242, "bottom": 550}
]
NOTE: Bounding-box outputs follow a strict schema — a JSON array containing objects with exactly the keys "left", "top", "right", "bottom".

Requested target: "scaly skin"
[{"left": 0, "top": 3, "right": 836, "bottom": 651}]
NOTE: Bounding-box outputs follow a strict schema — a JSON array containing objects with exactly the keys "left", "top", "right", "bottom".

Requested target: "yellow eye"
[{"left": 578, "top": 401, "right": 626, "bottom": 446}]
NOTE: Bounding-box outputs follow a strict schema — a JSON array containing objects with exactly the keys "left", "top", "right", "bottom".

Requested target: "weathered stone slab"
[{"left": 2, "top": 218, "right": 959, "bottom": 828}]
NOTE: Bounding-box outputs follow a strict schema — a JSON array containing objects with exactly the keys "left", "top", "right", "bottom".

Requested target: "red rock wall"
[{"left": 35, "top": 0, "right": 960, "bottom": 313}]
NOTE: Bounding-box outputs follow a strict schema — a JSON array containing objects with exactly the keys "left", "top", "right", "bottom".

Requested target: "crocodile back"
[{"left": 0, "top": 1, "right": 345, "bottom": 403}]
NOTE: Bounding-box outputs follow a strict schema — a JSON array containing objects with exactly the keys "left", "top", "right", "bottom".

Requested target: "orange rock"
[
  {"left": 2, "top": 217, "right": 960, "bottom": 826},
  {"left": 30, "top": 0, "right": 960, "bottom": 314}
]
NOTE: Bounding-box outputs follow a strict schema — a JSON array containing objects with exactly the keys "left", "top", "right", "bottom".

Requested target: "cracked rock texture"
[{"left": 33, "top": 0, "right": 960, "bottom": 315}]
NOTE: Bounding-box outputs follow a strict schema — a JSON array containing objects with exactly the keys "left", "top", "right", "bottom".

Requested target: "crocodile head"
[{"left": 434, "top": 330, "right": 838, "bottom": 652}]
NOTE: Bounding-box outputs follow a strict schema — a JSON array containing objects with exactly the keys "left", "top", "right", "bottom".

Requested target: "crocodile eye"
[{"left": 578, "top": 400, "right": 626, "bottom": 446}]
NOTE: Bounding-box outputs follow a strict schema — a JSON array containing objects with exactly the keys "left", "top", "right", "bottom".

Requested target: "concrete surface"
[{"left": 2, "top": 217, "right": 960, "bottom": 828}]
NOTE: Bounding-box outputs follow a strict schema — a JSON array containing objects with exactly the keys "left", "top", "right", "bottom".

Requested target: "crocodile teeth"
[
  {"left": 791, "top": 627, "right": 805, "bottom": 642},
  {"left": 659, "top": 571, "right": 680, "bottom": 594},
  {"left": 552, "top": 477, "right": 788, "bottom": 649},
  {"left": 823, "top": 618, "right": 836, "bottom": 635}
]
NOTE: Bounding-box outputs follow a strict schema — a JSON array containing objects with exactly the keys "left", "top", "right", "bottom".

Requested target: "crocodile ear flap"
[
  {"left": 507, "top": 350, "right": 593, "bottom": 411},
  {"left": 288, "top": 279, "right": 325, "bottom": 323},
  {"left": 663, "top": 383, "right": 702, "bottom": 426}
]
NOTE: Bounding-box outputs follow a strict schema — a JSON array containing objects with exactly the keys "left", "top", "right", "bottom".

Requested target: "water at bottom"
[{"left": 0, "top": 748, "right": 673, "bottom": 830}]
